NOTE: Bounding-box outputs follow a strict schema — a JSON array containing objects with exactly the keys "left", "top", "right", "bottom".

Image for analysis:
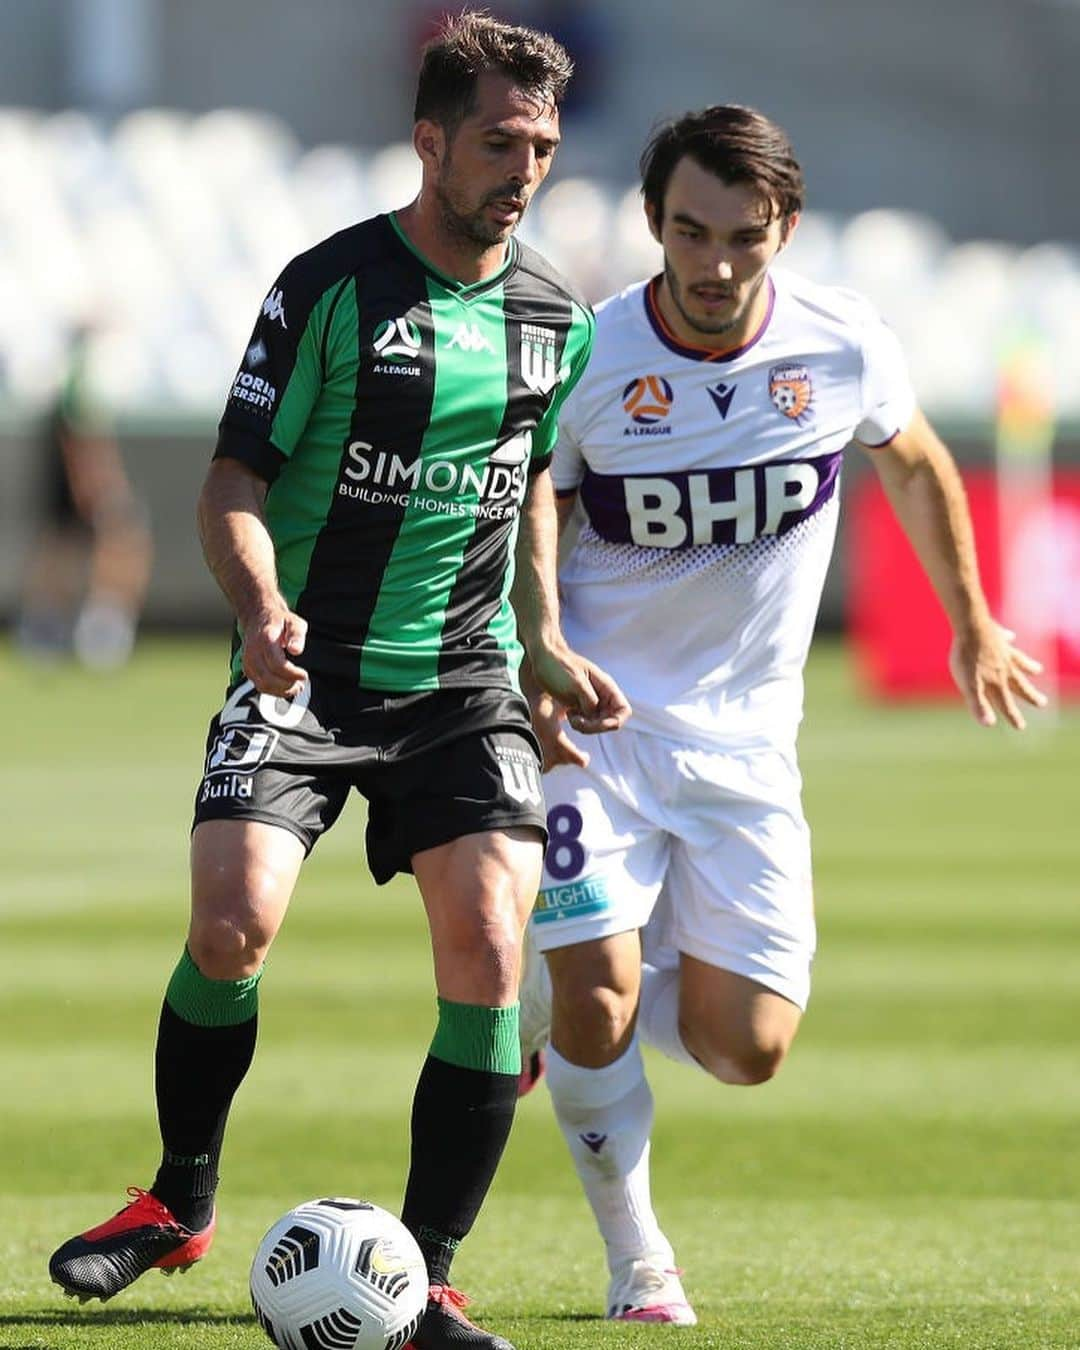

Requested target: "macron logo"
[
  {"left": 707, "top": 381, "right": 737, "bottom": 420},
  {"left": 261, "top": 288, "right": 287, "bottom": 329},
  {"left": 579, "top": 1132, "right": 607, "bottom": 1155}
]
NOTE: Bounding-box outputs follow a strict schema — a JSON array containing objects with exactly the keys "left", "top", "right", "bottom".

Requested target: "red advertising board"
[{"left": 848, "top": 469, "right": 1080, "bottom": 698}]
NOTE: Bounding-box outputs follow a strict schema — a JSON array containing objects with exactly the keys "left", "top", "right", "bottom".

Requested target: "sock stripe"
[
  {"left": 429, "top": 998, "right": 521, "bottom": 1075},
  {"left": 165, "top": 947, "right": 262, "bottom": 1028}
]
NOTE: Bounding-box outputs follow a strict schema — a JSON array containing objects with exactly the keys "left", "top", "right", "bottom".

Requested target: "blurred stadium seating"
[{"left": 3, "top": 105, "right": 1079, "bottom": 422}]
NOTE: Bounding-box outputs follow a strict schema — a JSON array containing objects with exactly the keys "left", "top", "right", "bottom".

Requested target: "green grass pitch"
[{"left": 2, "top": 636, "right": 1078, "bottom": 1349}]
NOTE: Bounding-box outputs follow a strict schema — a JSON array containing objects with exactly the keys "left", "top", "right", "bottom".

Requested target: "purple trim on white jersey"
[
  {"left": 579, "top": 450, "right": 843, "bottom": 548},
  {"left": 858, "top": 426, "right": 903, "bottom": 449},
  {"left": 644, "top": 275, "right": 776, "bottom": 364}
]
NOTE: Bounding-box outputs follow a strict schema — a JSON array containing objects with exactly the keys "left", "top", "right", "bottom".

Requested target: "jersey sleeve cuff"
[
  {"left": 213, "top": 424, "right": 288, "bottom": 482},
  {"left": 528, "top": 451, "right": 553, "bottom": 476},
  {"left": 858, "top": 426, "right": 903, "bottom": 449}
]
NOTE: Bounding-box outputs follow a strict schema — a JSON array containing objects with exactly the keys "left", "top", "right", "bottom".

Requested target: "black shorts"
[
  {"left": 191, "top": 675, "right": 547, "bottom": 883},
  {"left": 43, "top": 434, "right": 83, "bottom": 530}
]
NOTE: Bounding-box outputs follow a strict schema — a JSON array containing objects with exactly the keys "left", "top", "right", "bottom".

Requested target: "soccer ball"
[{"left": 250, "top": 1198, "right": 428, "bottom": 1350}]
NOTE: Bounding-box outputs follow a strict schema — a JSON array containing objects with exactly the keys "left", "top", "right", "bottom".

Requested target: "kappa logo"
[
  {"left": 373, "top": 316, "right": 422, "bottom": 362},
  {"left": 261, "top": 288, "right": 287, "bottom": 329},
  {"left": 447, "top": 322, "right": 495, "bottom": 354},
  {"left": 496, "top": 745, "right": 541, "bottom": 806},
  {"left": 520, "top": 323, "right": 566, "bottom": 395},
  {"left": 707, "top": 381, "right": 737, "bottom": 420},
  {"left": 769, "top": 363, "right": 813, "bottom": 422}
]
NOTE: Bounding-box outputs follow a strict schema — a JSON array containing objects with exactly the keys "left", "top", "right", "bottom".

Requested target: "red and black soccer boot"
[
  {"left": 407, "top": 1284, "right": 515, "bottom": 1349},
  {"left": 49, "top": 1187, "right": 216, "bottom": 1301}
]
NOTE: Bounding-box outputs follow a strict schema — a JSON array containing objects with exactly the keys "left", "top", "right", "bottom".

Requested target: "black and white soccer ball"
[{"left": 250, "top": 1198, "right": 428, "bottom": 1350}]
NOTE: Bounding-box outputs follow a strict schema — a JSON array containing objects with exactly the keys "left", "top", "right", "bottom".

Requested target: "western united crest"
[
  {"left": 520, "top": 323, "right": 562, "bottom": 395},
  {"left": 496, "top": 745, "right": 541, "bottom": 805}
]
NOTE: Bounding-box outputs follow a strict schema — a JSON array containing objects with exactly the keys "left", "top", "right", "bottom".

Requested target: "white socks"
[
  {"left": 637, "top": 961, "right": 699, "bottom": 1068},
  {"left": 545, "top": 1038, "right": 673, "bottom": 1273}
]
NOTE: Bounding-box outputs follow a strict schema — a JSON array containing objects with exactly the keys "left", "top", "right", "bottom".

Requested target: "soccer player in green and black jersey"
[{"left": 48, "top": 14, "right": 629, "bottom": 1349}]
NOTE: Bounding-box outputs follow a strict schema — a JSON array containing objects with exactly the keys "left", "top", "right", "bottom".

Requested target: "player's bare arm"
[
  {"left": 197, "top": 457, "right": 307, "bottom": 699},
  {"left": 512, "top": 470, "right": 629, "bottom": 764},
  {"left": 518, "top": 487, "right": 597, "bottom": 769},
  {"left": 859, "top": 409, "right": 1047, "bottom": 729}
]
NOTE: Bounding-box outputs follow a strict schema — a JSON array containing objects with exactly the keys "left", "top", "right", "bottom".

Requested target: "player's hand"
[
  {"left": 528, "top": 687, "right": 590, "bottom": 770},
  {"left": 241, "top": 603, "right": 309, "bottom": 699},
  {"left": 948, "top": 621, "right": 1047, "bottom": 730},
  {"left": 528, "top": 643, "right": 631, "bottom": 768}
]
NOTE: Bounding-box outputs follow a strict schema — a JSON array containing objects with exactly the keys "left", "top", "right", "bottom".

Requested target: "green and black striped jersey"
[{"left": 215, "top": 212, "right": 594, "bottom": 693}]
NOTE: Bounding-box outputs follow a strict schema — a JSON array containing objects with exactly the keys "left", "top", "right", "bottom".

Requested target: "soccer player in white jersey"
[{"left": 520, "top": 105, "right": 1047, "bottom": 1323}]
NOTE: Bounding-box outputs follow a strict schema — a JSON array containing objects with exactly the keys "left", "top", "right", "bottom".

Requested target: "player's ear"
[
  {"left": 644, "top": 197, "right": 662, "bottom": 244},
  {"left": 778, "top": 211, "right": 800, "bottom": 251},
  {"left": 413, "top": 119, "right": 447, "bottom": 174}
]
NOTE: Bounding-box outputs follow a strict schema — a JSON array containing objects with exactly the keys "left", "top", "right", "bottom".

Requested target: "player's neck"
[
  {"left": 654, "top": 273, "right": 772, "bottom": 355},
  {"left": 394, "top": 200, "right": 510, "bottom": 286}
]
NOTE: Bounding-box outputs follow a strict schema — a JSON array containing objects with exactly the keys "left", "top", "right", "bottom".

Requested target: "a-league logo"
[{"left": 373, "top": 316, "right": 422, "bottom": 362}]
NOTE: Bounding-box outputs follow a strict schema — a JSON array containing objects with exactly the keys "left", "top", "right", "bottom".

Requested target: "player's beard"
[
  {"left": 433, "top": 161, "right": 528, "bottom": 249},
  {"left": 664, "top": 260, "right": 767, "bottom": 340}
]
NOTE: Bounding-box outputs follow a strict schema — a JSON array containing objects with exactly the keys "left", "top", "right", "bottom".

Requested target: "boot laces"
[{"left": 428, "top": 1285, "right": 472, "bottom": 1315}]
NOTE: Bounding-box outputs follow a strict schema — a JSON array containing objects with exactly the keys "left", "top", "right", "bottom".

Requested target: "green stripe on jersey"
[
  {"left": 270, "top": 281, "right": 361, "bottom": 610},
  {"left": 228, "top": 278, "right": 361, "bottom": 686},
  {"left": 358, "top": 280, "right": 511, "bottom": 690}
]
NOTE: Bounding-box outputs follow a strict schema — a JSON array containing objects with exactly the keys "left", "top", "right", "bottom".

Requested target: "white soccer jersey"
[{"left": 554, "top": 267, "right": 916, "bottom": 749}]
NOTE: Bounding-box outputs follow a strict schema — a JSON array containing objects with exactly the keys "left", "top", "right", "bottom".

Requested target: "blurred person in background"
[
  {"left": 534, "top": 0, "right": 610, "bottom": 126},
  {"left": 16, "top": 324, "right": 152, "bottom": 669},
  {"left": 47, "top": 13, "right": 628, "bottom": 1350},
  {"left": 518, "top": 103, "right": 1047, "bottom": 1323}
]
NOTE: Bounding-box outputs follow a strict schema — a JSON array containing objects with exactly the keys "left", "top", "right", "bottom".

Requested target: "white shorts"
[{"left": 531, "top": 727, "right": 816, "bottom": 1009}]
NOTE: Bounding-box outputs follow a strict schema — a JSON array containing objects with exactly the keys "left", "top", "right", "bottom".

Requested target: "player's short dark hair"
[
  {"left": 641, "top": 105, "right": 805, "bottom": 227},
  {"left": 414, "top": 9, "right": 574, "bottom": 135}
]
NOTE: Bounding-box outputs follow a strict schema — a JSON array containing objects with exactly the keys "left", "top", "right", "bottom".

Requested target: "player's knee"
[
  {"left": 727, "top": 1039, "right": 789, "bottom": 1085},
  {"left": 438, "top": 904, "right": 523, "bottom": 994},
  {"left": 188, "top": 910, "right": 276, "bottom": 979},
  {"left": 683, "top": 1021, "right": 789, "bottom": 1085},
  {"left": 554, "top": 981, "right": 635, "bottom": 1053}
]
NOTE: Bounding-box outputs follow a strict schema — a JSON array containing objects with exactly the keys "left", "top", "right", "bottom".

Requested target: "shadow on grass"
[
  {"left": 529, "top": 1312, "right": 603, "bottom": 1323},
  {"left": 0, "top": 1310, "right": 253, "bottom": 1327}
]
